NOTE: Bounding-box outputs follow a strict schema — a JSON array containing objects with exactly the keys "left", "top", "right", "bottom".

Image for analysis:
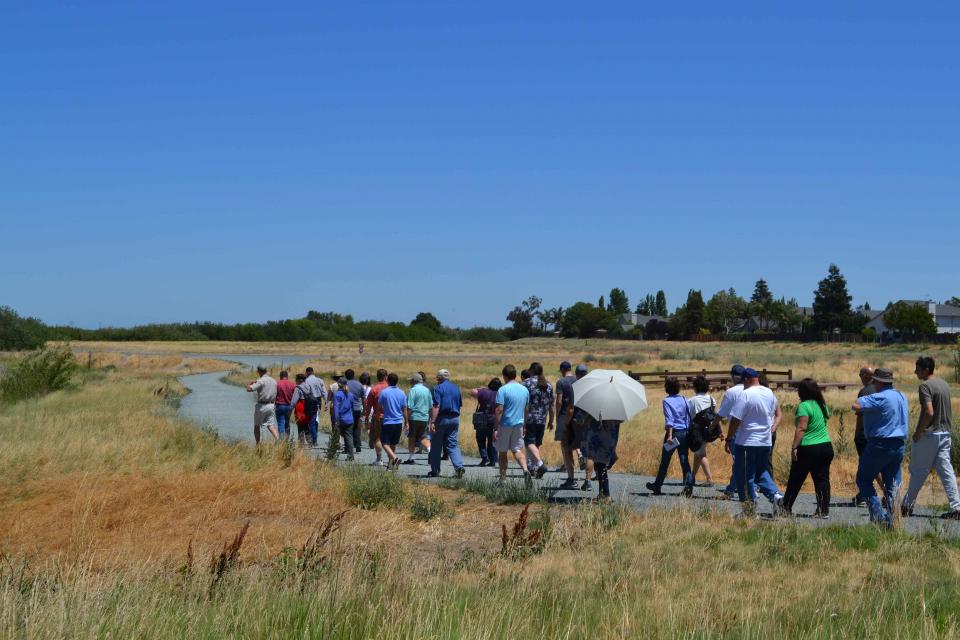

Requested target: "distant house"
[
  {"left": 866, "top": 301, "right": 960, "bottom": 335},
  {"left": 618, "top": 313, "right": 668, "bottom": 335}
]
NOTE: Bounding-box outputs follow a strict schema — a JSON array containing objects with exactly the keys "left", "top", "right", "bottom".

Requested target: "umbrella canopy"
[{"left": 572, "top": 369, "right": 648, "bottom": 421}]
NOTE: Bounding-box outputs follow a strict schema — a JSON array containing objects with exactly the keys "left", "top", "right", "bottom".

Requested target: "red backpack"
[{"left": 294, "top": 399, "right": 308, "bottom": 426}]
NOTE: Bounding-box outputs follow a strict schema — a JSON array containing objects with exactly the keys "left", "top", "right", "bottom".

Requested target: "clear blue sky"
[{"left": 3, "top": 2, "right": 958, "bottom": 329}]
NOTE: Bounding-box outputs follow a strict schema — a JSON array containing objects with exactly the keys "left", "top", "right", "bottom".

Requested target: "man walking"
[
  {"left": 428, "top": 369, "right": 465, "bottom": 478},
  {"left": 344, "top": 369, "right": 364, "bottom": 454},
  {"left": 902, "top": 357, "right": 960, "bottom": 519},
  {"left": 853, "top": 366, "right": 880, "bottom": 505},
  {"left": 726, "top": 368, "right": 784, "bottom": 516},
  {"left": 364, "top": 369, "right": 389, "bottom": 466},
  {"left": 303, "top": 367, "right": 326, "bottom": 448},
  {"left": 495, "top": 364, "right": 531, "bottom": 483},
  {"left": 246, "top": 365, "right": 279, "bottom": 444},
  {"left": 555, "top": 361, "right": 579, "bottom": 488},
  {"left": 713, "top": 364, "right": 747, "bottom": 498},
  {"left": 523, "top": 362, "right": 554, "bottom": 479},
  {"left": 852, "top": 367, "right": 909, "bottom": 527},
  {"left": 378, "top": 373, "right": 408, "bottom": 470},
  {"left": 404, "top": 373, "right": 432, "bottom": 464},
  {"left": 331, "top": 377, "right": 356, "bottom": 460},
  {"left": 562, "top": 364, "right": 597, "bottom": 491},
  {"left": 274, "top": 370, "right": 296, "bottom": 439}
]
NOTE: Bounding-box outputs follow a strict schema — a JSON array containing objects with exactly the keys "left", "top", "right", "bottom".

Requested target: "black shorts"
[
  {"left": 381, "top": 422, "right": 403, "bottom": 447},
  {"left": 524, "top": 423, "right": 545, "bottom": 447},
  {"left": 409, "top": 420, "right": 428, "bottom": 442}
]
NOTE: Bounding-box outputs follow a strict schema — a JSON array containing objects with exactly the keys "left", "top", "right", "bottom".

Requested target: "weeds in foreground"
[
  {"left": 501, "top": 504, "right": 544, "bottom": 559},
  {"left": 208, "top": 521, "right": 250, "bottom": 597}
]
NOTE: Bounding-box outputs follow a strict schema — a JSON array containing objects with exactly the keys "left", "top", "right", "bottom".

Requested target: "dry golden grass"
[{"left": 3, "top": 352, "right": 960, "bottom": 638}]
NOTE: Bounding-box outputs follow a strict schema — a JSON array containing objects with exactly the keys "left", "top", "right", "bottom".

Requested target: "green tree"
[
  {"left": 537, "top": 306, "right": 565, "bottom": 333},
  {"left": 947, "top": 297, "right": 960, "bottom": 308},
  {"left": 655, "top": 290, "right": 668, "bottom": 316},
  {"left": 703, "top": 289, "right": 747, "bottom": 334},
  {"left": 410, "top": 312, "right": 442, "bottom": 333},
  {"left": 883, "top": 302, "right": 937, "bottom": 340},
  {"left": 750, "top": 279, "right": 774, "bottom": 330},
  {"left": 636, "top": 293, "right": 656, "bottom": 315},
  {"left": 669, "top": 290, "right": 705, "bottom": 339},
  {"left": 560, "top": 302, "right": 617, "bottom": 338},
  {"left": 506, "top": 296, "right": 542, "bottom": 339},
  {"left": 607, "top": 288, "right": 630, "bottom": 315},
  {"left": 812, "top": 264, "right": 854, "bottom": 333},
  {"left": 0, "top": 306, "right": 48, "bottom": 350},
  {"left": 598, "top": 295, "right": 605, "bottom": 310}
]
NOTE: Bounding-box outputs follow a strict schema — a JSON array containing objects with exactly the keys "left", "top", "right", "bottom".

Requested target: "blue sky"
[{"left": 2, "top": 2, "right": 958, "bottom": 328}]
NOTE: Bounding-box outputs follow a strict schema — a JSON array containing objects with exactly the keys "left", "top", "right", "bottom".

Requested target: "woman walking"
[
  {"left": 584, "top": 419, "right": 621, "bottom": 500},
  {"left": 647, "top": 377, "right": 693, "bottom": 496},
  {"left": 781, "top": 378, "right": 834, "bottom": 518},
  {"left": 687, "top": 375, "right": 716, "bottom": 487},
  {"left": 469, "top": 378, "right": 501, "bottom": 466}
]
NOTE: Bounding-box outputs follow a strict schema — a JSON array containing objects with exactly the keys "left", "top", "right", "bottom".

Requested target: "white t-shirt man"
[
  {"left": 730, "top": 385, "right": 778, "bottom": 447},
  {"left": 716, "top": 383, "right": 744, "bottom": 420}
]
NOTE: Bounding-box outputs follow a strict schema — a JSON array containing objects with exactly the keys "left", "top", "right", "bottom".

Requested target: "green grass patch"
[
  {"left": 437, "top": 475, "right": 547, "bottom": 505},
  {"left": 0, "top": 346, "right": 78, "bottom": 403},
  {"left": 340, "top": 464, "right": 408, "bottom": 510},
  {"left": 408, "top": 491, "right": 451, "bottom": 521}
]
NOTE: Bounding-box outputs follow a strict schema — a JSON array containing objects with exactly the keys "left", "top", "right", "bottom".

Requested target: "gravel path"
[{"left": 179, "top": 363, "right": 960, "bottom": 537}]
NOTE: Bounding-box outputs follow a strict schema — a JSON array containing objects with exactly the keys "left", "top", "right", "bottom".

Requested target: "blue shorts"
[{"left": 381, "top": 423, "right": 403, "bottom": 447}]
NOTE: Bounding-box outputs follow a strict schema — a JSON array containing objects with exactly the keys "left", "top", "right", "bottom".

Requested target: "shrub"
[
  {"left": 438, "top": 476, "right": 546, "bottom": 505},
  {"left": 0, "top": 306, "right": 47, "bottom": 350},
  {"left": 409, "top": 491, "right": 450, "bottom": 521},
  {"left": 341, "top": 465, "right": 408, "bottom": 510},
  {"left": 0, "top": 346, "right": 78, "bottom": 403}
]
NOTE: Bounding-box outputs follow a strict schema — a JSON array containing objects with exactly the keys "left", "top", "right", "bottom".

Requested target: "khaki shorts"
[
  {"left": 255, "top": 403, "right": 277, "bottom": 429},
  {"left": 496, "top": 425, "right": 525, "bottom": 453},
  {"left": 368, "top": 416, "right": 383, "bottom": 447}
]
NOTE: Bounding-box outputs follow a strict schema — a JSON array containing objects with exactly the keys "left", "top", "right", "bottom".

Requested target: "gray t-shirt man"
[{"left": 919, "top": 377, "right": 953, "bottom": 433}]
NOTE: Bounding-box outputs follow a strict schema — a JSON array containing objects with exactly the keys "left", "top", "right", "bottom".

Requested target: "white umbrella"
[{"left": 572, "top": 369, "right": 648, "bottom": 421}]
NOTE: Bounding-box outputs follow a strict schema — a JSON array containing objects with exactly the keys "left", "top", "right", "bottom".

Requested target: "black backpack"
[{"left": 689, "top": 399, "right": 720, "bottom": 448}]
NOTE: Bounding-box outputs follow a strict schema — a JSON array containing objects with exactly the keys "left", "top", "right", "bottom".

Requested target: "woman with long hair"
[{"left": 781, "top": 378, "right": 833, "bottom": 517}]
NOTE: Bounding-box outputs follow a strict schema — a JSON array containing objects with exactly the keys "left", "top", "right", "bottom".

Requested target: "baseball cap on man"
[
  {"left": 730, "top": 364, "right": 746, "bottom": 378},
  {"left": 575, "top": 364, "right": 588, "bottom": 374},
  {"left": 742, "top": 368, "right": 759, "bottom": 379},
  {"left": 409, "top": 373, "right": 423, "bottom": 383},
  {"left": 436, "top": 369, "right": 451, "bottom": 379},
  {"left": 872, "top": 367, "right": 894, "bottom": 384},
  {"left": 560, "top": 361, "right": 572, "bottom": 371}
]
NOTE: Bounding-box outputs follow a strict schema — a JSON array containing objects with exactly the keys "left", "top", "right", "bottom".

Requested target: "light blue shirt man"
[
  {"left": 496, "top": 381, "right": 530, "bottom": 427},
  {"left": 859, "top": 387, "right": 909, "bottom": 440}
]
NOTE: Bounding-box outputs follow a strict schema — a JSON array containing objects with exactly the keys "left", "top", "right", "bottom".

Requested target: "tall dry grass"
[{"left": 3, "top": 356, "right": 960, "bottom": 637}]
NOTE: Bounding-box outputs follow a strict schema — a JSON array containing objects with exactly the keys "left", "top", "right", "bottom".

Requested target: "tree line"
[
  {"left": 506, "top": 264, "right": 952, "bottom": 341},
  {"left": 3, "top": 264, "right": 956, "bottom": 350}
]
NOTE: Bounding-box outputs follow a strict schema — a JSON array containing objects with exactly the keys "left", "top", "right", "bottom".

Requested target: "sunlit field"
[{"left": 3, "top": 342, "right": 960, "bottom": 637}]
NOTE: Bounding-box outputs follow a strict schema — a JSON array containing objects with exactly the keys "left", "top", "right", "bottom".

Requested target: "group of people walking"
[
  {"left": 246, "top": 354, "right": 957, "bottom": 522},
  {"left": 645, "top": 357, "right": 958, "bottom": 525},
  {"left": 246, "top": 360, "right": 619, "bottom": 498}
]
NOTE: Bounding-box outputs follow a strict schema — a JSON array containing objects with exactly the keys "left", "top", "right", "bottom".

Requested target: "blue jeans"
[
  {"left": 856, "top": 438, "right": 904, "bottom": 525},
  {"left": 735, "top": 445, "right": 780, "bottom": 503},
  {"left": 309, "top": 414, "right": 319, "bottom": 446},
  {"left": 275, "top": 403, "right": 292, "bottom": 436},
  {"left": 653, "top": 429, "right": 692, "bottom": 487},
  {"left": 429, "top": 420, "right": 463, "bottom": 474}
]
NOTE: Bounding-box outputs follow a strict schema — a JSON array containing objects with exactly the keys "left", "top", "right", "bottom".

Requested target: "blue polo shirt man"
[
  {"left": 428, "top": 369, "right": 464, "bottom": 478},
  {"left": 853, "top": 367, "right": 909, "bottom": 527}
]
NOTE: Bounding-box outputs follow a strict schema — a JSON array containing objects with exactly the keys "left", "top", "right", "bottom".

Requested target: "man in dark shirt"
[
  {"left": 428, "top": 369, "right": 465, "bottom": 479},
  {"left": 554, "top": 361, "right": 579, "bottom": 488}
]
